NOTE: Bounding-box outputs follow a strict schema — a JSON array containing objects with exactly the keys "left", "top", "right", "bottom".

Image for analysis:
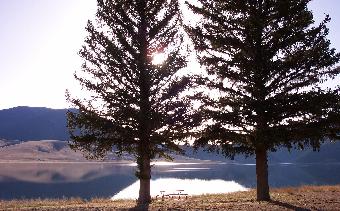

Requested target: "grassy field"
[{"left": 1, "top": 185, "right": 339, "bottom": 210}]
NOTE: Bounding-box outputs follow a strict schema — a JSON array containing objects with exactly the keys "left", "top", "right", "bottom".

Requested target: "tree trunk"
[
  {"left": 137, "top": 153, "right": 151, "bottom": 205},
  {"left": 136, "top": 0, "right": 151, "bottom": 206},
  {"left": 255, "top": 146, "right": 270, "bottom": 201},
  {"left": 139, "top": 177, "right": 151, "bottom": 204}
]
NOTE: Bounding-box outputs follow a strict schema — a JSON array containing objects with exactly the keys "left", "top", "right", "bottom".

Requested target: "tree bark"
[
  {"left": 255, "top": 146, "right": 270, "bottom": 201},
  {"left": 138, "top": 153, "right": 151, "bottom": 205}
]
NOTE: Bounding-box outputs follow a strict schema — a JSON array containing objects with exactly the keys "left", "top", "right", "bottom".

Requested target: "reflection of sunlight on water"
[
  {"left": 173, "top": 168, "right": 210, "bottom": 170},
  {"left": 112, "top": 178, "right": 248, "bottom": 200},
  {"left": 127, "top": 162, "right": 204, "bottom": 167},
  {"left": 166, "top": 167, "right": 210, "bottom": 172}
]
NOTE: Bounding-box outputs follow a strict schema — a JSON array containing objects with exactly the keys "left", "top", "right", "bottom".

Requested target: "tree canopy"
[
  {"left": 67, "top": 0, "right": 195, "bottom": 204},
  {"left": 185, "top": 0, "right": 340, "bottom": 201}
]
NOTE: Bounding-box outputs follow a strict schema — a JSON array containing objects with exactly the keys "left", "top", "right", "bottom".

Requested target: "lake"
[{"left": 0, "top": 161, "right": 340, "bottom": 200}]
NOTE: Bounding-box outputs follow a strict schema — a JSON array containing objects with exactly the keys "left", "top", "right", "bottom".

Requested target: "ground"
[{"left": 0, "top": 185, "right": 339, "bottom": 210}]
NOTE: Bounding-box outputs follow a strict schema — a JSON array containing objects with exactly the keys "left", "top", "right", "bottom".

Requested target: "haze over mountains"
[
  {"left": 0, "top": 106, "right": 339, "bottom": 163},
  {"left": 0, "top": 106, "right": 70, "bottom": 141}
]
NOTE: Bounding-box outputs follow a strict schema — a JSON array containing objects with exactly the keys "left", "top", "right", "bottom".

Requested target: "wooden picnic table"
[{"left": 155, "top": 190, "right": 188, "bottom": 200}]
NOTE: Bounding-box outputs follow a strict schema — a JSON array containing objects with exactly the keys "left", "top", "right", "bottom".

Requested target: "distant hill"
[
  {"left": 0, "top": 139, "right": 339, "bottom": 163},
  {"left": 0, "top": 140, "right": 136, "bottom": 162},
  {"left": 183, "top": 142, "right": 340, "bottom": 164},
  {"left": 0, "top": 106, "right": 72, "bottom": 141},
  {"left": 295, "top": 142, "right": 340, "bottom": 163},
  {"left": 0, "top": 140, "right": 84, "bottom": 161},
  {"left": 0, "top": 106, "right": 339, "bottom": 163},
  {"left": 0, "top": 139, "right": 193, "bottom": 162}
]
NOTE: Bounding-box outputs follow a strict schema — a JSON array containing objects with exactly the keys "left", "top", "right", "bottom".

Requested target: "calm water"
[{"left": 0, "top": 161, "right": 340, "bottom": 200}]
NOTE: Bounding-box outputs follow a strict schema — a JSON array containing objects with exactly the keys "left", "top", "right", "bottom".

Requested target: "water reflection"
[
  {"left": 173, "top": 167, "right": 210, "bottom": 170},
  {"left": 0, "top": 162, "right": 136, "bottom": 200},
  {"left": 112, "top": 178, "right": 248, "bottom": 200},
  {"left": 0, "top": 162, "right": 133, "bottom": 183},
  {"left": 0, "top": 162, "right": 340, "bottom": 200},
  {"left": 128, "top": 161, "right": 208, "bottom": 167}
]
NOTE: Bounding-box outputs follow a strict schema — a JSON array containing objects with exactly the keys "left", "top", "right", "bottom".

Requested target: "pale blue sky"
[{"left": 0, "top": 0, "right": 339, "bottom": 109}]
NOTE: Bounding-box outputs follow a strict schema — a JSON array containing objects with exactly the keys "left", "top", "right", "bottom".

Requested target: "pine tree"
[
  {"left": 67, "top": 0, "right": 194, "bottom": 204},
  {"left": 186, "top": 0, "right": 340, "bottom": 201}
]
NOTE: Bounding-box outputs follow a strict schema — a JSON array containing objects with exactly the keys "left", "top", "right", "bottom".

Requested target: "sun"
[{"left": 152, "top": 53, "right": 167, "bottom": 65}]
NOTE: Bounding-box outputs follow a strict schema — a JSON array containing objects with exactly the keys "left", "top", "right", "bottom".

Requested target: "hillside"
[
  {"left": 0, "top": 140, "right": 136, "bottom": 162},
  {"left": 0, "top": 140, "right": 86, "bottom": 162},
  {"left": 0, "top": 140, "right": 192, "bottom": 162},
  {"left": 295, "top": 142, "right": 340, "bottom": 163},
  {"left": 0, "top": 139, "right": 21, "bottom": 147},
  {"left": 0, "top": 107, "right": 71, "bottom": 141},
  {"left": 183, "top": 142, "right": 340, "bottom": 163},
  {"left": 1, "top": 139, "right": 339, "bottom": 163},
  {"left": 0, "top": 107, "right": 339, "bottom": 163}
]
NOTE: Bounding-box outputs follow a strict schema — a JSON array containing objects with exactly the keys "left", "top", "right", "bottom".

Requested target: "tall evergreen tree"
[
  {"left": 186, "top": 0, "right": 340, "bottom": 201},
  {"left": 67, "top": 0, "right": 194, "bottom": 204}
]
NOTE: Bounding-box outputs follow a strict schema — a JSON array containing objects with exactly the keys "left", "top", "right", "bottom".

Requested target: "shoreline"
[
  {"left": 0, "top": 160, "right": 134, "bottom": 164},
  {"left": 0, "top": 159, "right": 215, "bottom": 164}
]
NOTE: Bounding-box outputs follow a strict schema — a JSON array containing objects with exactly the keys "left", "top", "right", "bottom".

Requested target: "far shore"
[
  {"left": 0, "top": 160, "right": 134, "bottom": 164},
  {"left": 0, "top": 159, "right": 212, "bottom": 164},
  {"left": 1, "top": 185, "right": 339, "bottom": 210}
]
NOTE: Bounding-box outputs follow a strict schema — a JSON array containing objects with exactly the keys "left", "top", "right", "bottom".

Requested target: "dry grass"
[{"left": 1, "top": 185, "right": 340, "bottom": 210}]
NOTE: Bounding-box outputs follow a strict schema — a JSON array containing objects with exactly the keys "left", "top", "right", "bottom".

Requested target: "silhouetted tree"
[
  {"left": 67, "top": 0, "right": 194, "bottom": 204},
  {"left": 186, "top": 0, "right": 340, "bottom": 201}
]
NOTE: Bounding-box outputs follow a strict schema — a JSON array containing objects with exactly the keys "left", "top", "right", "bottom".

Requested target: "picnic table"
[{"left": 155, "top": 190, "right": 188, "bottom": 200}]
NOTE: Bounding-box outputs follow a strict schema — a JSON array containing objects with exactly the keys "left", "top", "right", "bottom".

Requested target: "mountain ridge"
[
  {"left": 1, "top": 139, "right": 339, "bottom": 163},
  {"left": 0, "top": 106, "right": 72, "bottom": 141},
  {"left": 1, "top": 106, "right": 340, "bottom": 163}
]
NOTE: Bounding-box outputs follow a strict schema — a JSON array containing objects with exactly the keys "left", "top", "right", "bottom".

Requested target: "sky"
[{"left": 0, "top": 0, "right": 339, "bottom": 110}]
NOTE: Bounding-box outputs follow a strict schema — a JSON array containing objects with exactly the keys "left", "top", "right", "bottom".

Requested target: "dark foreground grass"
[{"left": 1, "top": 185, "right": 340, "bottom": 210}]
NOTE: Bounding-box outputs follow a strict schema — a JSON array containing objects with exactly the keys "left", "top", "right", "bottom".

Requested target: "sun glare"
[{"left": 152, "top": 53, "right": 167, "bottom": 65}]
